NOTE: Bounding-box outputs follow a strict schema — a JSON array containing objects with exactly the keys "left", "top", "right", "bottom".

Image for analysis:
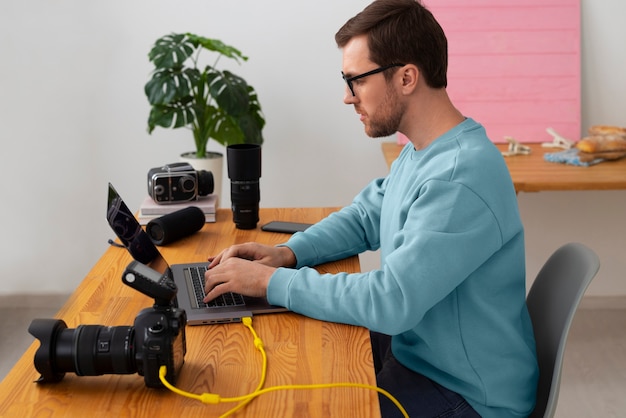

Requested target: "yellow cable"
[
  {"left": 158, "top": 317, "right": 408, "bottom": 418},
  {"left": 218, "top": 317, "right": 268, "bottom": 418},
  {"left": 220, "top": 382, "right": 408, "bottom": 418}
]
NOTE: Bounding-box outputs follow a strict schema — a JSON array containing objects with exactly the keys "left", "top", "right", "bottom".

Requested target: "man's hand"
[
  {"left": 208, "top": 242, "right": 296, "bottom": 269},
  {"left": 203, "top": 242, "right": 296, "bottom": 303},
  {"left": 203, "top": 257, "right": 274, "bottom": 302}
]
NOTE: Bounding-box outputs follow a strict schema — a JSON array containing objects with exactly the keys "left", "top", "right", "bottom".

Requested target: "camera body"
[
  {"left": 147, "top": 162, "right": 213, "bottom": 204},
  {"left": 132, "top": 303, "right": 186, "bottom": 387},
  {"left": 29, "top": 260, "right": 187, "bottom": 388},
  {"left": 123, "top": 260, "right": 186, "bottom": 387}
]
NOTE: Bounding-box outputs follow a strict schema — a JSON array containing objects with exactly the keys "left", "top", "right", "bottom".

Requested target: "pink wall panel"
[{"left": 399, "top": 0, "right": 580, "bottom": 144}]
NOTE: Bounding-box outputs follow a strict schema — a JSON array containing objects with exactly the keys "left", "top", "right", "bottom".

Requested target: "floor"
[
  {"left": 1, "top": 296, "right": 625, "bottom": 417},
  {"left": 0, "top": 294, "right": 70, "bottom": 384}
]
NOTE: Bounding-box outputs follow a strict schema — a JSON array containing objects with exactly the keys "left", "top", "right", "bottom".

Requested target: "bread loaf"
[
  {"left": 576, "top": 136, "right": 626, "bottom": 153},
  {"left": 578, "top": 150, "right": 626, "bottom": 163},
  {"left": 588, "top": 125, "right": 626, "bottom": 138}
]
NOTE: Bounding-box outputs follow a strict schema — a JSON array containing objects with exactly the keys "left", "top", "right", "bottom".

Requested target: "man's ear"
[{"left": 400, "top": 65, "right": 419, "bottom": 93}]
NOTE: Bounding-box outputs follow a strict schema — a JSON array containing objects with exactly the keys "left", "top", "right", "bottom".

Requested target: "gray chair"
[{"left": 526, "top": 243, "right": 600, "bottom": 418}]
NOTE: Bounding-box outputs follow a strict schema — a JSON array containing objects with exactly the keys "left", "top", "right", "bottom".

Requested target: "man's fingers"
[{"left": 203, "top": 278, "right": 231, "bottom": 303}]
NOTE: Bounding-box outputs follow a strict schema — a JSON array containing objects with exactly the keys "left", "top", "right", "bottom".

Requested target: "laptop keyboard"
[{"left": 188, "top": 265, "right": 246, "bottom": 308}]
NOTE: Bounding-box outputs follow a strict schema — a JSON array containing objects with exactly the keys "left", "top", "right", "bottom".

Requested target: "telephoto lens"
[{"left": 227, "top": 144, "right": 262, "bottom": 229}]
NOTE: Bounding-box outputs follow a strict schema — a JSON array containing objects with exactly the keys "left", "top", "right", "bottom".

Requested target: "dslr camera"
[
  {"left": 147, "top": 162, "right": 214, "bottom": 204},
  {"left": 28, "top": 260, "right": 187, "bottom": 388}
]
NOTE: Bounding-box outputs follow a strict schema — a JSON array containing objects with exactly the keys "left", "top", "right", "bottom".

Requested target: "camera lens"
[
  {"left": 227, "top": 144, "right": 262, "bottom": 229},
  {"left": 230, "top": 181, "right": 260, "bottom": 229},
  {"left": 179, "top": 175, "right": 196, "bottom": 193},
  {"left": 196, "top": 170, "right": 214, "bottom": 196},
  {"left": 29, "top": 319, "right": 135, "bottom": 382}
]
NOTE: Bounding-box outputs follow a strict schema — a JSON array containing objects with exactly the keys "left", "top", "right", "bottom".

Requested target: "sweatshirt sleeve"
[
  {"left": 284, "top": 177, "right": 386, "bottom": 268},
  {"left": 267, "top": 179, "right": 503, "bottom": 335}
]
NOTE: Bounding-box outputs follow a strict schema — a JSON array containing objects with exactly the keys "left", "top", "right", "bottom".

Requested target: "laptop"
[{"left": 106, "top": 183, "right": 288, "bottom": 325}]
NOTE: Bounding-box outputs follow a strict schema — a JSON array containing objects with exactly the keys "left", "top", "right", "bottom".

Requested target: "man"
[{"left": 204, "top": 1, "right": 538, "bottom": 417}]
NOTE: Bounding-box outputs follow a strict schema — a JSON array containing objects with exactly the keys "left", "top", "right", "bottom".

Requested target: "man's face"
[{"left": 341, "top": 35, "right": 405, "bottom": 138}]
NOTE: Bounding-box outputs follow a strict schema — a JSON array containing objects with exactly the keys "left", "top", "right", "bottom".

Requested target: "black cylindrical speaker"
[{"left": 146, "top": 206, "right": 205, "bottom": 246}]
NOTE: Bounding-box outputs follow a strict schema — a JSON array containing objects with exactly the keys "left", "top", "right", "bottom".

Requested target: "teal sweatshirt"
[{"left": 268, "top": 118, "right": 538, "bottom": 417}]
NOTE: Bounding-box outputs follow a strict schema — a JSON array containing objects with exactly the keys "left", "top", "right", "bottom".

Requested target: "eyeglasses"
[{"left": 341, "top": 63, "right": 405, "bottom": 96}]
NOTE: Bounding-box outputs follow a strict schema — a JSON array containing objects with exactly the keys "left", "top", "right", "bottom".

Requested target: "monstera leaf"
[{"left": 145, "top": 33, "right": 264, "bottom": 154}]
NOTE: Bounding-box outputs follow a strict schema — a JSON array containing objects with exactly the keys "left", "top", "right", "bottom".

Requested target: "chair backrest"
[{"left": 526, "top": 243, "right": 600, "bottom": 418}]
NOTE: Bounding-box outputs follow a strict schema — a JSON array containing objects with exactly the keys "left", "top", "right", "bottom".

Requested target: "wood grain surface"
[{"left": 0, "top": 208, "right": 380, "bottom": 418}]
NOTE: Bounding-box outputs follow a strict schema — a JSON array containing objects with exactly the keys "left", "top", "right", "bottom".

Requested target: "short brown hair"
[{"left": 335, "top": 0, "right": 448, "bottom": 88}]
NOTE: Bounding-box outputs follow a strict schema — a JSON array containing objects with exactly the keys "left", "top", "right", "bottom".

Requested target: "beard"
[{"left": 363, "top": 86, "right": 405, "bottom": 138}]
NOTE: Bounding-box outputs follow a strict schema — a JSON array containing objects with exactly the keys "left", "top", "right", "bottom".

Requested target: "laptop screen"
[{"left": 106, "top": 183, "right": 170, "bottom": 277}]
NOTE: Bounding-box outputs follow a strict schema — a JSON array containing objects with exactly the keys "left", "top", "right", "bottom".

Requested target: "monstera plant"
[{"left": 145, "top": 33, "right": 265, "bottom": 158}]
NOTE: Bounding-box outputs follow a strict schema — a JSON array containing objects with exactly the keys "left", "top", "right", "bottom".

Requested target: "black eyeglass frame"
[{"left": 341, "top": 63, "right": 405, "bottom": 96}]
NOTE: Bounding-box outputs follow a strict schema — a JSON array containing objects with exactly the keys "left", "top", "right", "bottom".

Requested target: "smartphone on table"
[{"left": 261, "top": 221, "right": 313, "bottom": 234}]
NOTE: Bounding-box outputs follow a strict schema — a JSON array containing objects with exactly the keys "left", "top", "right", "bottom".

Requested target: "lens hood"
[{"left": 28, "top": 318, "right": 68, "bottom": 383}]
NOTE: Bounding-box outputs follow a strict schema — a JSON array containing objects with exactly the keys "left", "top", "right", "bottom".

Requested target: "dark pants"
[{"left": 371, "top": 332, "right": 481, "bottom": 418}]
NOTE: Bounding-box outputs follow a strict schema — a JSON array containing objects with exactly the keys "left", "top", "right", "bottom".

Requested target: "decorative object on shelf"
[
  {"left": 542, "top": 128, "right": 575, "bottom": 150},
  {"left": 502, "top": 136, "right": 531, "bottom": 157},
  {"left": 576, "top": 125, "right": 626, "bottom": 158},
  {"left": 145, "top": 33, "right": 265, "bottom": 204},
  {"left": 543, "top": 148, "right": 600, "bottom": 167},
  {"left": 544, "top": 124, "right": 626, "bottom": 166}
]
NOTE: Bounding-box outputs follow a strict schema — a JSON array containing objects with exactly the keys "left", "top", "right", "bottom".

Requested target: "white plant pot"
[{"left": 180, "top": 151, "right": 223, "bottom": 208}]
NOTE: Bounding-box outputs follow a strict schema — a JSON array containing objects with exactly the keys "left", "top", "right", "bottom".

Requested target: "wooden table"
[
  {"left": 382, "top": 142, "right": 626, "bottom": 193},
  {"left": 0, "top": 208, "right": 380, "bottom": 418}
]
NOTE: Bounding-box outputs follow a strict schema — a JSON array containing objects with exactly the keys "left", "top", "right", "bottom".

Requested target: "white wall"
[{"left": 0, "top": 0, "right": 624, "bottom": 298}]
